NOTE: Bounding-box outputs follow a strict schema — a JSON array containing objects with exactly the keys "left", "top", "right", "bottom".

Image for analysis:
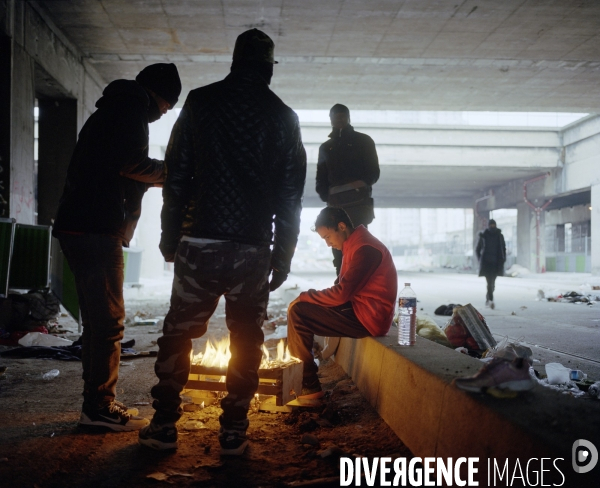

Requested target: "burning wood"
[{"left": 185, "top": 335, "right": 303, "bottom": 411}]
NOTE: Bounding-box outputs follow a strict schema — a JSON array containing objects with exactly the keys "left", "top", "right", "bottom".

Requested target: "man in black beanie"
[
  {"left": 476, "top": 219, "right": 506, "bottom": 309},
  {"left": 140, "top": 29, "right": 306, "bottom": 455},
  {"left": 316, "top": 104, "right": 380, "bottom": 275},
  {"left": 53, "top": 63, "right": 181, "bottom": 431}
]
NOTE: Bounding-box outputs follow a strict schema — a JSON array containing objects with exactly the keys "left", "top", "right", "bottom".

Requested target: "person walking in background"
[
  {"left": 476, "top": 219, "right": 506, "bottom": 309},
  {"left": 316, "top": 104, "right": 380, "bottom": 275},
  {"left": 287, "top": 207, "right": 397, "bottom": 399},
  {"left": 54, "top": 63, "right": 182, "bottom": 431},
  {"left": 139, "top": 29, "right": 306, "bottom": 455}
]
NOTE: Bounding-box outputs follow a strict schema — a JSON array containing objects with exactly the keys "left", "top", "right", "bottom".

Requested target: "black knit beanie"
[{"left": 136, "top": 63, "right": 182, "bottom": 107}]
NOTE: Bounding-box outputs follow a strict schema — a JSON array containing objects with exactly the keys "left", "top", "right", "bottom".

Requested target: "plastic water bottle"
[{"left": 397, "top": 283, "right": 417, "bottom": 346}]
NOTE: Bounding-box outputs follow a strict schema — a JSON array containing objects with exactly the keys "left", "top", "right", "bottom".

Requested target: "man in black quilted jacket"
[
  {"left": 54, "top": 63, "right": 181, "bottom": 431},
  {"left": 139, "top": 29, "right": 307, "bottom": 455}
]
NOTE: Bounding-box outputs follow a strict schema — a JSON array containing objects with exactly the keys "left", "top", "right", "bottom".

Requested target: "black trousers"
[
  {"left": 58, "top": 233, "right": 125, "bottom": 408},
  {"left": 287, "top": 301, "right": 370, "bottom": 383},
  {"left": 485, "top": 274, "right": 497, "bottom": 301}
]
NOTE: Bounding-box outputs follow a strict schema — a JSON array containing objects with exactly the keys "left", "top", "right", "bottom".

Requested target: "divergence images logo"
[{"left": 572, "top": 439, "right": 598, "bottom": 474}]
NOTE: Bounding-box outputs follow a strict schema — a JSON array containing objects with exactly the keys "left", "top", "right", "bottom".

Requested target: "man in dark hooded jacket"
[
  {"left": 316, "top": 104, "right": 379, "bottom": 275},
  {"left": 53, "top": 63, "right": 181, "bottom": 431},
  {"left": 476, "top": 219, "right": 506, "bottom": 309},
  {"left": 139, "top": 29, "right": 306, "bottom": 455}
]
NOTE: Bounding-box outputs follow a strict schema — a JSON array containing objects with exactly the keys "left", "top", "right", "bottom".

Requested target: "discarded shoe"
[
  {"left": 453, "top": 357, "right": 535, "bottom": 393},
  {"left": 79, "top": 401, "right": 149, "bottom": 431},
  {"left": 219, "top": 418, "right": 249, "bottom": 456},
  {"left": 138, "top": 421, "right": 178, "bottom": 450}
]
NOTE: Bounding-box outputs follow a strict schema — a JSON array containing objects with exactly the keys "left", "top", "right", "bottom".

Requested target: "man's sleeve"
[
  {"left": 116, "top": 110, "right": 165, "bottom": 185},
  {"left": 271, "top": 115, "right": 307, "bottom": 275},
  {"left": 160, "top": 101, "right": 195, "bottom": 258},
  {"left": 363, "top": 136, "right": 380, "bottom": 186},
  {"left": 298, "top": 246, "right": 382, "bottom": 306},
  {"left": 476, "top": 235, "right": 483, "bottom": 260},
  {"left": 316, "top": 144, "right": 329, "bottom": 202}
]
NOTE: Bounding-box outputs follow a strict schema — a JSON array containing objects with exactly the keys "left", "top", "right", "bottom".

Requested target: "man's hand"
[
  {"left": 159, "top": 241, "right": 176, "bottom": 263},
  {"left": 269, "top": 269, "right": 288, "bottom": 291}
]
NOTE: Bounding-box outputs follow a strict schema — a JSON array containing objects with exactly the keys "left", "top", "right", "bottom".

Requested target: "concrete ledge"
[{"left": 335, "top": 335, "right": 600, "bottom": 486}]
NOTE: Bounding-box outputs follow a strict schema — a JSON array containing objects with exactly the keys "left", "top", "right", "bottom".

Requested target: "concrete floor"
[{"left": 291, "top": 270, "right": 600, "bottom": 380}]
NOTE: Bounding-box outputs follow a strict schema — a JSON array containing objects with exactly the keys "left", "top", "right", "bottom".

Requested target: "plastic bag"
[
  {"left": 443, "top": 303, "right": 496, "bottom": 354},
  {"left": 483, "top": 336, "right": 533, "bottom": 362},
  {"left": 18, "top": 331, "right": 73, "bottom": 347}
]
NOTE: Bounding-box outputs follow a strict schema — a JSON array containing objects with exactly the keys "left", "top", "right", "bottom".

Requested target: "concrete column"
[
  {"left": 517, "top": 202, "right": 547, "bottom": 273},
  {"left": 0, "top": 34, "right": 11, "bottom": 218},
  {"left": 592, "top": 185, "right": 600, "bottom": 276},
  {"left": 517, "top": 202, "right": 532, "bottom": 270},
  {"left": 37, "top": 98, "right": 77, "bottom": 226},
  {"left": 9, "top": 43, "right": 35, "bottom": 224}
]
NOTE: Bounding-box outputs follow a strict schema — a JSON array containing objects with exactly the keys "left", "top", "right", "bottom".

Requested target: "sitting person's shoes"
[
  {"left": 138, "top": 420, "right": 178, "bottom": 450},
  {"left": 79, "top": 401, "right": 149, "bottom": 431},
  {"left": 297, "top": 378, "right": 324, "bottom": 400},
  {"left": 218, "top": 418, "right": 249, "bottom": 456}
]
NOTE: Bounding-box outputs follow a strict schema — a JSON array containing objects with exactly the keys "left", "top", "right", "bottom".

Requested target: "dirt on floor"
[{"left": 0, "top": 296, "right": 412, "bottom": 488}]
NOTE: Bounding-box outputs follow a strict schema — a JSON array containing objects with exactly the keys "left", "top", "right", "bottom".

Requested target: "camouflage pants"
[{"left": 150, "top": 239, "right": 271, "bottom": 424}]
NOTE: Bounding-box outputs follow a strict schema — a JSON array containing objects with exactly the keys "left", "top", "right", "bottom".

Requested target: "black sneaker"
[
  {"left": 298, "top": 379, "right": 324, "bottom": 400},
  {"left": 114, "top": 400, "right": 138, "bottom": 416},
  {"left": 79, "top": 401, "right": 149, "bottom": 431},
  {"left": 219, "top": 418, "right": 249, "bottom": 456},
  {"left": 138, "top": 421, "right": 178, "bottom": 450}
]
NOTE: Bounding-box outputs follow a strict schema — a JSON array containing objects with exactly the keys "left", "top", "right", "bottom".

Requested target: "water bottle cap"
[{"left": 404, "top": 283, "right": 410, "bottom": 286}]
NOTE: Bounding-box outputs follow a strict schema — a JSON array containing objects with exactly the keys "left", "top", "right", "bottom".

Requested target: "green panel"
[
  {"left": 576, "top": 255, "right": 586, "bottom": 273},
  {"left": 546, "top": 257, "right": 556, "bottom": 272},
  {"left": 0, "top": 220, "right": 14, "bottom": 295},
  {"left": 60, "top": 257, "right": 79, "bottom": 321},
  {"left": 9, "top": 224, "right": 50, "bottom": 289}
]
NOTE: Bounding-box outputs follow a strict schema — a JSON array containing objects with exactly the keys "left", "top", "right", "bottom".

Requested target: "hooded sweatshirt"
[{"left": 54, "top": 80, "right": 164, "bottom": 245}]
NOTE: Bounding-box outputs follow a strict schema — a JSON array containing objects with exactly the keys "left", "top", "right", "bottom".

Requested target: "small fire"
[{"left": 191, "top": 336, "right": 299, "bottom": 369}]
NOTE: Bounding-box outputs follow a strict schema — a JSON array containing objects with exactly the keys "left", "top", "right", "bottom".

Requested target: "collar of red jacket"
[{"left": 341, "top": 224, "right": 367, "bottom": 253}]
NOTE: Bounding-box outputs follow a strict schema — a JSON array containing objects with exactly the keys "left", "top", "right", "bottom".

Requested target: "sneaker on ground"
[
  {"left": 79, "top": 401, "right": 149, "bottom": 431},
  {"left": 490, "top": 301, "right": 495, "bottom": 310},
  {"left": 485, "top": 300, "right": 491, "bottom": 308},
  {"left": 114, "top": 400, "right": 139, "bottom": 416},
  {"left": 138, "top": 421, "right": 178, "bottom": 450},
  {"left": 453, "top": 357, "right": 535, "bottom": 393},
  {"left": 219, "top": 418, "right": 249, "bottom": 456},
  {"left": 297, "top": 379, "right": 324, "bottom": 400}
]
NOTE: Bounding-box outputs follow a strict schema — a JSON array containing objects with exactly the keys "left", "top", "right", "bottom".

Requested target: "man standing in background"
[
  {"left": 140, "top": 29, "right": 306, "bottom": 456},
  {"left": 54, "top": 63, "right": 182, "bottom": 431},
  {"left": 476, "top": 219, "right": 506, "bottom": 309},
  {"left": 316, "top": 104, "right": 380, "bottom": 275}
]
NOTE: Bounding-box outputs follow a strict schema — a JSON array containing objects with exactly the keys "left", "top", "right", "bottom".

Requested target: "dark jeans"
[
  {"left": 58, "top": 233, "right": 125, "bottom": 408},
  {"left": 485, "top": 274, "right": 497, "bottom": 301},
  {"left": 287, "top": 301, "right": 370, "bottom": 383},
  {"left": 151, "top": 240, "right": 271, "bottom": 425}
]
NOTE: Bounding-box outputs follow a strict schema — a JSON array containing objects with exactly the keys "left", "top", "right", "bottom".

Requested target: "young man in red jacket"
[{"left": 287, "top": 207, "right": 398, "bottom": 399}]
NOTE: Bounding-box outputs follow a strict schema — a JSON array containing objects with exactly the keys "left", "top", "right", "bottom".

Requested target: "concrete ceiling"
[{"left": 38, "top": 0, "right": 600, "bottom": 112}]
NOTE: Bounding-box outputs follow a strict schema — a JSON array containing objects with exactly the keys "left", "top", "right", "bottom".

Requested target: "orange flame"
[{"left": 190, "top": 336, "right": 298, "bottom": 369}]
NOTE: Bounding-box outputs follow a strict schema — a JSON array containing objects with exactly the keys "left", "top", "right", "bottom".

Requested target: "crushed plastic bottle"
[{"left": 42, "top": 369, "right": 60, "bottom": 380}]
